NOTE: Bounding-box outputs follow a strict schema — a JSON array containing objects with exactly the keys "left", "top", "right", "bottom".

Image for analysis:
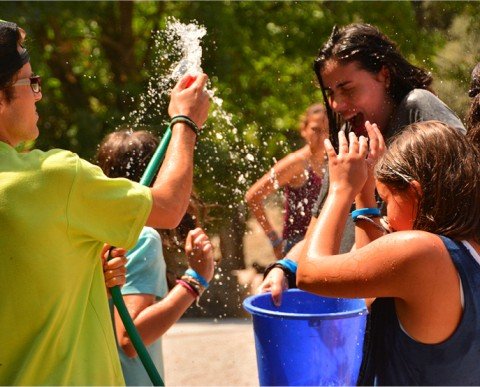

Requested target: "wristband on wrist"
[
  {"left": 266, "top": 230, "right": 283, "bottom": 249},
  {"left": 176, "top": 279, "right": 198, "bottom": 299},
  {"left": 351, "top": 207, "right": 381, "bottom": 221},
  {"left": 185, "top": 268, "right": 209, "bottom": 289},
  {"left": 263, "top": 258, "right": 297, "bottom": 289},
  {"left": 170, "top": 115, "right": 200, "bottom": 136},
  {"left": 277, "top": 258, "right": 298, "bottom": 274},
  {"left": 270, "top": 238, "right": 284, "bottom": 248},
  {"left": 354, "top": 215, "right": 391, "bottom": 234}
]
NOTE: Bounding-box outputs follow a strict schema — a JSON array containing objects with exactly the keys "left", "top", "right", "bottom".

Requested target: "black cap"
[{"left": 0, "top": 20, "right": 30, "bottom": 89}]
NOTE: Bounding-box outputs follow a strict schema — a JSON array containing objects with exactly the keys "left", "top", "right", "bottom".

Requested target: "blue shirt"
[{"left": 118, "top": 227, "right": 168, "bottom": 386}]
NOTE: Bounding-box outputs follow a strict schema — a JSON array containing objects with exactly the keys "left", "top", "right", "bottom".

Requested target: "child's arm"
[
  {"left": 257, "top": 238, "right": 306, "bottom": 306},
  {"left": 296, "top": 128, "right": 455, "bottom": 300},
  {"left": 353, "top": 122, "right": 386, "bottom": 248},
  {"left": 114, "top": 228, "right": 214, "bottom": 358},
  {"left": 245, "top": 150, "right": 308, "bottom": 258}
]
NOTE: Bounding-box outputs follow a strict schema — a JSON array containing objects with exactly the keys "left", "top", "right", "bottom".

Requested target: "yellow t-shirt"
[{"left": 0, "top": 142, "right": 152, "bottom": 385}]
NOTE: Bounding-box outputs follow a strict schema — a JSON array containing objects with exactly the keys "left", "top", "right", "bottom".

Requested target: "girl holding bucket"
[
  {"left": 297, "top": 121, "right": 480, "bottom": 385},
  {"left": 259, "top": 23, "right": 465, "bottom": 305}
]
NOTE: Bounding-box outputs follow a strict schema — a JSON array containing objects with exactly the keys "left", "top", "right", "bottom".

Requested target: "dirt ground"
[{"left": 163, "top": 319, "right": 259, "bottom": 386}]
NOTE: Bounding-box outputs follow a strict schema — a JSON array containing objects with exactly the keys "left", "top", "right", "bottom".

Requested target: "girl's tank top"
[
  {"left": 357, "top": 236, "right": 480, "bottom": 385},
  {"left": 282, "top": 168, "right": 322, "bottom": 242}
]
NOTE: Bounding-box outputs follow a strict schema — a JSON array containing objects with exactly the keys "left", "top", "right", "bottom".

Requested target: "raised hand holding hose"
[{"left": 110, "top": 73, "right": 210, "bottom": 386}]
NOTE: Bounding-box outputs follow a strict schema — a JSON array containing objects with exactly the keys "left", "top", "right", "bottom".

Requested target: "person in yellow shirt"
[{"left": 0, "top": 20, "right": 210, "bottom": 385}]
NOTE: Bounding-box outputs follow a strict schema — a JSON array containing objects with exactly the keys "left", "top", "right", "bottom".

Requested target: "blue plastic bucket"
[{"left": 243, "top": 289, "right": 367, "bottom": 386}]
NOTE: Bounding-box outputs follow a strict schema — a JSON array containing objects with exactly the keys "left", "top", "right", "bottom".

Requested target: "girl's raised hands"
[
  {"left": 365, "top": 121, "right": 386, "bottom": 168},
  {"left": 324, "top": 121, "right": 386, "bottom": 198}
]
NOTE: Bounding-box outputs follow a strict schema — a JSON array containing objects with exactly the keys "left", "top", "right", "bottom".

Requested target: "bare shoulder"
[
  {"left": 272, "top": 148, "right": 309, "bottom": 180},
  {"left": 366, "top": 230, "right": 448, "bottom": 261},
  {"left": 361, "top": 230, "right": 453, "bottom": 283}
]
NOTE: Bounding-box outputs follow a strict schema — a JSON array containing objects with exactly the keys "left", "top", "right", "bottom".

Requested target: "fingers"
[
  {"left": 348, "top": 131, "right": 359, "bottom": 154},
  {"left": 109, "top": 247, "right": 127, "bottom": 259},
  {"left": 192, "top": 73, "right": 208, "bottom": 90},
  {"left": 174, "top": 74, "right": 197, "bottom": 91},
  {"left": 105, "top": 274, "right": 126, "bottom": 288},
  {"left": 358, "top": 135, "right": 369, "bottom": 158},
  {"left": 338, "top": 131, "right": 368, "bottom": 158},
  {"left": 324, "top": 138, "right": 337, "bottom": 161},
  {"left": 271, "top": 283, "right": 284, "bottom": 307},
  {"left": 258, "top": 268, "right": 287, "bottom": 307},
  {"left": 185, "top": 230, "right": 194, "bottom": 255},
  {"left": 202, "top": 241, "right": 213, "bottom": 259},
  {"left": 186, "top": 227, "right": 213, "bottom": 260},
  {"left": 365, "top": 121, "right": 378, "bottom": 154},
  {"left": 338, "top": 130, "right": 349, "bottom": 154},
  {"left": 104, "top": 256, "right": 127, "bottom": 270},
  {"left": 365, "top": 121, "right": 386, "bottom": 162},
  {"left": 174, "top": 73, "right": 208, "bottom": 92},
  {"left": 103, "top": 256, "right": 127, "bottom": 288}
]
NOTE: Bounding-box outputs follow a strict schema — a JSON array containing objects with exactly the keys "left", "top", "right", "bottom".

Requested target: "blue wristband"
[
  {"left": 351, "top": 207, "right": 381, "bottom": 221},
  {"left": 277, "top": 258, "right": 298, "bottom": 275},
  {"left": 185, "top": 268, "right": 209, "bottom": 288},
  {"left": 270, "top": 238, "right": 284, "bottom": 248}
]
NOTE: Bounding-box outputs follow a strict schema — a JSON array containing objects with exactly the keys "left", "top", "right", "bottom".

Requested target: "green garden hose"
[{"left": 110, "top": 126, "right": 172, "bottom": 386}]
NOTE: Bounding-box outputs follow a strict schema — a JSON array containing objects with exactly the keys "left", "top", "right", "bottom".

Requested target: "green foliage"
[
  {"left": 431, "top": 3, "right": 480, "bottom": 120},
  {"left": 3, "top": 1, "right": 477, "bottom": 224}
]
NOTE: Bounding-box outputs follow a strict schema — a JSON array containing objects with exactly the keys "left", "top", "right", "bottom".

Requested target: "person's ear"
[
  {"left": 377, "top": 65, "right": 391, "bottom": 89},
  {"left": 408, "top": 180, "right": 423, "bottom": 204},
  {"left": 299, "top": 124, "right": 308, "bottom": 139}
]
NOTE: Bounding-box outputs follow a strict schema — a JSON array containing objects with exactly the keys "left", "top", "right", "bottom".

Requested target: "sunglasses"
[{"left": 12, "top": 75, "right": 42, "bottom": 94}]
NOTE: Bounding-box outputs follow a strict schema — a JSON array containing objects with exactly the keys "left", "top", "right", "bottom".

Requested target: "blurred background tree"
[{"left": 3, "top": 1, "right": 479, "bottom": 315}]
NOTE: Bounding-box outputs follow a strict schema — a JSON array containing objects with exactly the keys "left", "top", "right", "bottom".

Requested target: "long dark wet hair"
[{"left": 313, "top": 24, "right": 433, "bottom": 150}]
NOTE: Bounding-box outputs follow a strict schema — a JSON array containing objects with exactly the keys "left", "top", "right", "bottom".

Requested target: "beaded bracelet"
[
  {"left": 181, "top": 275, "right": 205, "bottom": 297},
  {"left": 170, "top": 115, "right": 200, "bottom": 137},
  {"left": 176, "top": 279, "right": 198, "bottom": 299}
]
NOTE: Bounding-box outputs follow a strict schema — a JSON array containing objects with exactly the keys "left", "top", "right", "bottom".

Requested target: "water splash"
[
  {"left": 128, "top": 17, "right": 262, "bottom": 211},
  {"left": 124, "top": 17, "right": 262, "bottom": 318}
]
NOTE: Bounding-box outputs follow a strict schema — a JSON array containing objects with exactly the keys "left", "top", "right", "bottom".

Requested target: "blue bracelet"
[
  {"left": 351, "top": 207, "right": 381, "bottom": 221},
  {"left": 276, "top": 258, "right": 298, "bottom": 274},
  {"left": 185, "top": 268, "right": 209, "bottom": 289},
  {"left": 270, "top": 238, "right": 284, "bottom": 248}
]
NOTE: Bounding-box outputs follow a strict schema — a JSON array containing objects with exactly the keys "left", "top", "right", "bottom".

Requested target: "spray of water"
[
  {"left": 128, "top": 17, "right": 263, "bottom": 201},
  {"left": 125, "top": 17, "right": 262, "bottom": 319}
]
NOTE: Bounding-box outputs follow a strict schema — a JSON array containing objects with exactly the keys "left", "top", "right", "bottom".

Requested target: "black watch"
[{"left": 263, "top": 262, "right": 297, "bottom": 289}]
